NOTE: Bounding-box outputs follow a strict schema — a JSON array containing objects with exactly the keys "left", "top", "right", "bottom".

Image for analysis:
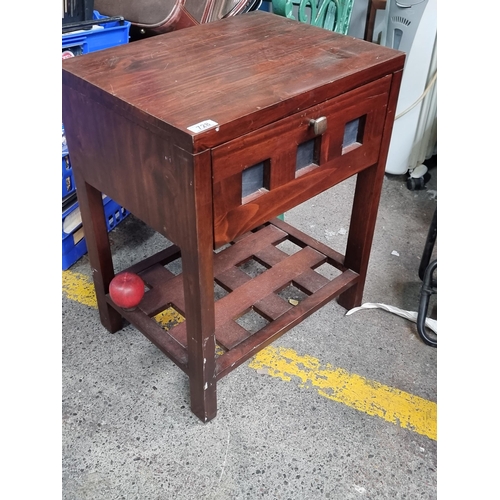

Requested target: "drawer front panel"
[{"left": 211, "top": 76, "right": 392, "bottom": 248}]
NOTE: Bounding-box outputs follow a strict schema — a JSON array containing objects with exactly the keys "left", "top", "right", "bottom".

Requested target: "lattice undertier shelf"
[{"left": 105, "top": 219, "right": 359, "bottom": 380}]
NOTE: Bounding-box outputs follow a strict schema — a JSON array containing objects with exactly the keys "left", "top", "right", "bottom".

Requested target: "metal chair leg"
[
  {"left": 417, "top": 259, "right": 437, "bottom": 347},
  {"left": 419, "top": 209, "right": 437, "bottom": 281},
  {"left": 416, "top": 208, "right": 437, "bottom": 347}
]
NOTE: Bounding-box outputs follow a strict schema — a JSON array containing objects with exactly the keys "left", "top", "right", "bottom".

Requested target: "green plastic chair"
[{"left": 270, "top": 0, "right": 354, "bottom": 34}]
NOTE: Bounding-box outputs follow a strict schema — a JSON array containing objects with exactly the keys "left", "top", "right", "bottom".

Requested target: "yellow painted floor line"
[
  {"left": 249, "top": 346, "right": 436, "bottom": 441},
  {"left": 62, "top": 270, "right": 437, "bottom": 440},
  {"left": 62, "top": 270, "right": 97, "bottom": 308}
]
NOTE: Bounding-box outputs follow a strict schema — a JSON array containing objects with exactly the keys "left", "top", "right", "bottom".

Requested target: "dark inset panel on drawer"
[{"left": 211, "top": 75, "right": 392, "bottom": 248}]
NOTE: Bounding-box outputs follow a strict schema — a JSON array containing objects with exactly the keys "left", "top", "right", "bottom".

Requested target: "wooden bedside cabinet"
[{"left": 62, "top": 11, "right": 404, "bottom": 422}]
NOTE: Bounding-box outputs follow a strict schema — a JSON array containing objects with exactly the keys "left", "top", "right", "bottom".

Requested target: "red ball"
[{"left": 109, "top": 272, "right": 145, "bottom": 310}]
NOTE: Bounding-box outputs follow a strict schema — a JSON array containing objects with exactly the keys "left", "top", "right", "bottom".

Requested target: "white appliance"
[{"left": 380, "top": 0, "right": 437, "bottom": 175}]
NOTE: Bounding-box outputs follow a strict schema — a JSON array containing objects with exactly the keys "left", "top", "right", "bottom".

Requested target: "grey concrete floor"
[{"left": 62, "top": 163, "right": 437, "bottom": 499}]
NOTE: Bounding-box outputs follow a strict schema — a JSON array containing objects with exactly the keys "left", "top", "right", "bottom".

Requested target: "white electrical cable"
[
  {"left": 346, "top": 302, "right": 437, "bottom": 334},
  {"left": 395, "top": 71, "right": 437, "bottom": 120}
]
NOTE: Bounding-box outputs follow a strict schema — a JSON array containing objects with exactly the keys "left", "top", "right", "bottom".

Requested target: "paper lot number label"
[{"left": 187, "top": 120, "right": 218, "bottom": 133}]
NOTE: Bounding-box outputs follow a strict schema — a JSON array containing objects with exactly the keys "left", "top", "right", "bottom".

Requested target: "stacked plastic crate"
[{"left": 62, "top": 6, "right": 132, "bottom": 270}]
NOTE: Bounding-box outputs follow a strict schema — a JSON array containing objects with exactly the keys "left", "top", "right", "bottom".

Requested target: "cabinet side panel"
[{"left": 62, "top": 85, "right": 201, "bottom": 246}]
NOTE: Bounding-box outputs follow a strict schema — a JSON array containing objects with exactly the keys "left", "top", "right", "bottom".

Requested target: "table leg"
[
  {"left": 338, "top": 69, "right": 403, "bottom": 311},
  {"left": 180, "top": 229, "right": 218, "bottom": 423},
  {"left": 73, "top": 173, "right": 123, "bottom": 333},
  {"left": 180, "top": 154, "right": 218, "bottom": 422},
  {"left": 337, "top": 162, "right": 385, "bottom": 310}
]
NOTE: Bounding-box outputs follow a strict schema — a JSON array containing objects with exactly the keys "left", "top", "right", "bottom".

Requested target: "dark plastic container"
[{"left": 62, "top": 0, "right": 95, "bottom": 26}]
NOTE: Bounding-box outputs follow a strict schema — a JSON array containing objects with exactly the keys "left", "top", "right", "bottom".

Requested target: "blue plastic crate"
[
  {"left": 62, "top": 10, "right": 130, "bottom": 57},
  {"left": 62, "top": 11, "right": 131, "bottom": 269},
  {"left": 62, "top": 196, "right": 130, "bottom": 270},
  {"left": 62, "top": 153, "right": 76, "bottom": 199},
  {"left": 62, "top": 124, "right": 75, "bottom": 199}
]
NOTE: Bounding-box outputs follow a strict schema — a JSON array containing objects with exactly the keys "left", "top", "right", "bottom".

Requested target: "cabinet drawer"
[{"left": 211, "top": 75, "right": 393, "bottom": 248}]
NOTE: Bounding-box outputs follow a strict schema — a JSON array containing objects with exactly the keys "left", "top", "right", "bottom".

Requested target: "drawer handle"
[{"left": 309, "top": 116, "right": 327, "bottom": 136}]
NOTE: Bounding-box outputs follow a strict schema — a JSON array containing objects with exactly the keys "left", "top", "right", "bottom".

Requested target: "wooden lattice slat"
[{"left": 112, "top": 222, "right": 359, "bottom": 373}]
